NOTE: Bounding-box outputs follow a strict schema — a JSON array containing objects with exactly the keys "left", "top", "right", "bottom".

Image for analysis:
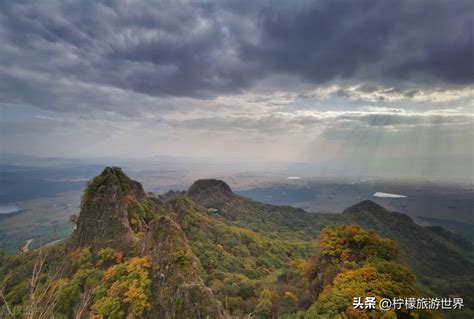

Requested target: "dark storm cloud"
[
  {"left": 0, "top": 0, "right": 472, "bottom": 112},
  {"left": 238, "top": 0, "right": 474, "bottom": 85}
]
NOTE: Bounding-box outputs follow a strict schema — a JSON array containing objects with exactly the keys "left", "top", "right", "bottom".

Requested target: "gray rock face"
[
  {"left": 70, "top": 167, "right": 145, "bottom": 251},
  {"left": 139, "top": 216, "right": 227, "bottom": 319}
]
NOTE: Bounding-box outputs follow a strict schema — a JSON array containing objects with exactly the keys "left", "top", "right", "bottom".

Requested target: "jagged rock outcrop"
[
  {"left": 139, "top": 216, "right": 226, "bottom": 319},
  {"left": 69, "top": 167, "right": 225, "bottom": 318},
  {"left": 70, "top": 167, "right": 146, "bottom": 251}
]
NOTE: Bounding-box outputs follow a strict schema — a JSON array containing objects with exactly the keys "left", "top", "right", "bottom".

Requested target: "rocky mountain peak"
[
  {"left": 342, "top": 199, "right": 388, "bottom": 214},
  {"left": 70, "top": 167, "right": 146, "bottom": 250},
  {"left": 187, "top": 179, "right": 233, "bottom": 197}
]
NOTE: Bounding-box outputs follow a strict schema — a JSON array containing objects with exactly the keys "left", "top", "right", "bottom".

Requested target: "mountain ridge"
[
  {"left": 68, "top": 167, "right": 228, "bottom": 318},
  {"left": 1, "top": 167, "right": 472, "bottom": 318}
]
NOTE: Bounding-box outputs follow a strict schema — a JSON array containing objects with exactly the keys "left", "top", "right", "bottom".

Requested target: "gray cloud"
[
  {"left": 0, "top": 0, "right": 472, "bottom": 114},
  {"left": 163, "top": 108, "right": 473, "bottom": 137},
  {"left": 1, "top": 0, "right": 473, "bottom": 178}
]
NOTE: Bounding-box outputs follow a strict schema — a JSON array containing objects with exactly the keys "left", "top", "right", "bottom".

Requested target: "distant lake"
[
  {"left": 0, "top": 205, "right": 20, "bottom": 214},
  {"left": 373, "top": 192, "right": 407, "bottom": 198}
]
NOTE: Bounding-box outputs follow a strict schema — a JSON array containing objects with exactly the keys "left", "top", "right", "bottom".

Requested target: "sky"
[{"left": 0, "top": 0, "right": 473, "bottom": 178}]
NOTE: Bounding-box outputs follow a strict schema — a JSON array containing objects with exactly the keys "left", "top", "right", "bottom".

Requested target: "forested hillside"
[{"left": 0, "top": 168, "right": 472, "bottom": 318}]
